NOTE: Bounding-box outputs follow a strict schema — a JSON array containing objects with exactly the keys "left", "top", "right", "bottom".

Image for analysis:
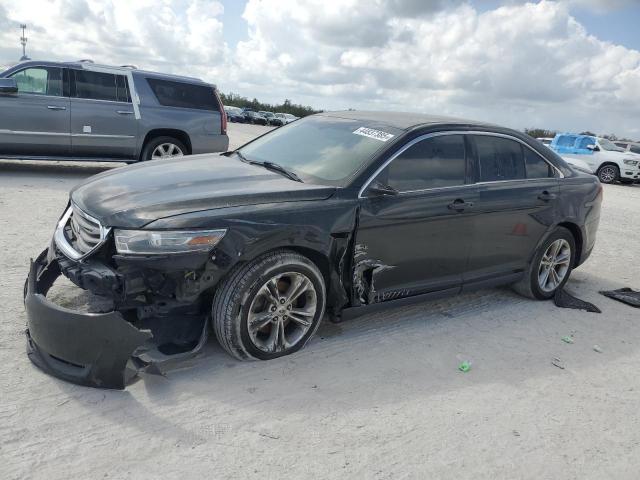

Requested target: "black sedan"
[
  {"left": 243, "top": 110, "right": 269, "bottom": 125},
  {"left": 224, "top": 106, "right": 245, "bottom": 123},
  {"left": 25, "top": 111, "right": 602, "bottom": 388}
]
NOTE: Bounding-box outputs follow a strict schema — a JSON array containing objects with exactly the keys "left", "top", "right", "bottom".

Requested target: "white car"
[
  {"left": 274, "top": 113, "right": 299, "bottom": 124},
  {"left": 549, "top": 134, "right": 640, "bottom": 184}
]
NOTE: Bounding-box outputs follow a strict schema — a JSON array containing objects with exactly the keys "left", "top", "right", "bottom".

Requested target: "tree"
[
  {"left": 524, "top": 128, "right": 556, "bottom": 139},
  {"left": 219, "top": 92, "right": 321, "bottom": 118}
]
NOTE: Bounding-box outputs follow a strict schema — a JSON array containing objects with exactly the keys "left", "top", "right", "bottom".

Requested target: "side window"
[
  {"left": 631, "top": 146, "right": 640, "bottom": 154},
  {"left": 115, "top": 75, "right": 131, "bottom": 103},
  {"left": 577, "top": 137, "right": 595, "bottom": 150},
  {"left": 9, "top": 67, "right": 63, "bottom": 96},
  {"left": 381, "top": 135, "right": 466, "bottom": 192},
  {"left": 146, "top": 78, "right": 220, "bottom": 111},
  {"left": 524, "top": 147, "right": 554, "bottom": 179},
  {"left": 556, "top": 135, "right": 577, "bottom": 148},
  {"left": 475, "top": 135, "right": 525, "bottom": 182},
  {"left": 73, "top": 70, "right": 118, "bottom": 101}
]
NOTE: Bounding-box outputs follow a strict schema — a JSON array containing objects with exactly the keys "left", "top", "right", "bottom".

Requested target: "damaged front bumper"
[{"left": 24, "top": 249, "right": 205, "bottom": 389}]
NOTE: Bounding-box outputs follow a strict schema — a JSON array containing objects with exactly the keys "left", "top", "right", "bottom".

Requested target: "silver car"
[{"left": 0, "top": 60, "right": 229, "bottom": 162}]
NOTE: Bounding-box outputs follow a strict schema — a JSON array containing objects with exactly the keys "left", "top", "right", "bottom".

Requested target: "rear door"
[
  {"left": 69, "top": 69, "right": 137, "bottom": 158},
  {"left": 0, "top": 66, "right": 70, "bottom": 155},
  {"left": 465, "top": 134, "right": 560, "bottom": 286},
  {"left": 355, "top": 133, "right": 477, "bottom": 303}
]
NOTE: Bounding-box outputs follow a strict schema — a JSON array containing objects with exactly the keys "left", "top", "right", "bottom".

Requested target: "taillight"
[{"left": 215, "top": 90, "right": 227, "bottom": 135}]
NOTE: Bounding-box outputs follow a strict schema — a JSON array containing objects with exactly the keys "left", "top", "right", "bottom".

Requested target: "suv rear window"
[
  {"left": 73, "top": 70, "right": 130, "bottom": 102},
  {"left": 147, "top": 78, "right": 220, "bottom": 111}
]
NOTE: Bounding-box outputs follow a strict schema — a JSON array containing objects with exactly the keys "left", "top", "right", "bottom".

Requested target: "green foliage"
[
  {"left": 219, "top": 92, "right": 322, "bottom": 118},
  {"left": 524, "top": 128, "right": 556, "bottom": 139}
]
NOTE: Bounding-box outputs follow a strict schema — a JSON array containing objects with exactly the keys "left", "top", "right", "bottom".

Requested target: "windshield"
[
  {"left": 599, "top": 138, "right": 625, "bottom": 152},
  {"left": 238, "top": 116, "right": 402, "bottom": 186}
]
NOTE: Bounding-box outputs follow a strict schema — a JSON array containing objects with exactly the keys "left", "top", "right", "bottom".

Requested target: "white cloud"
[
  {"left": 0, "top": 0, "right": 228, "bottom": 79},
  {"left": 0, "top": 0, "right": 639, "bottom": 138},
  {"left": 232, "top": 0, "right": 640, "bottom": 138}
]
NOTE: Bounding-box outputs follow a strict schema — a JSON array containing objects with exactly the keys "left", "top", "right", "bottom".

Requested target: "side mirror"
[
  {"left": 366, "top": 181, "right": 398, "bottom": 197},
  {"left": 0, "top": 78, "right": 18, "bottom": 95},
  {"left": 586, "top": 144, "right": 599, "bottom": 151}
]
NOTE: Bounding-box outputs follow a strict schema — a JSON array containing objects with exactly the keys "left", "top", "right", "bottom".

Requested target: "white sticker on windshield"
[{"left": 353, "top": 127, "right": 395, "bottom": 142}]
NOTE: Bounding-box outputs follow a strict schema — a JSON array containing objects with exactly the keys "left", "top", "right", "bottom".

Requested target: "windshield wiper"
[
  {"left": 235, "top": 150, "right": 250, "bottom": 163},
  {"left": 234, "top": 151, "right": 303, "bottom": 182},
  {"left": 262, "top": 162, "right": 303, "bottom": 182}
]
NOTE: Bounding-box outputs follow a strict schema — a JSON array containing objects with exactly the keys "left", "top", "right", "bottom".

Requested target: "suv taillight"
[{"left": 215, "top": 90, "right": 227, "bottom": 135}]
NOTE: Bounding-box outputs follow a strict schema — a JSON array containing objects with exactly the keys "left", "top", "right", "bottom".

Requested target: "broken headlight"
[{"left": 114, "top": 229, "right": 227, "bottom": 255}]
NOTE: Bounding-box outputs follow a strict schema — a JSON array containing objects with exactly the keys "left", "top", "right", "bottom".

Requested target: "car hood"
[{"left": 70, "top": 154, "right": 336, "bottom": 228}]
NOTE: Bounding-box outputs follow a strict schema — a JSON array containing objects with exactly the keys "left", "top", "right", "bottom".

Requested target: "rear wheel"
[
  {"left": 596, "top": 164, "right": 619, "bottom": 184},
  {"left": 141, "top": 136, "right": 187, "bottom": 161},
  {"left": 513, "top": 227, "right": 576, "bottom": 300},
  {"left": 212, "top": 250, "right": 326, "bottom": 360}
]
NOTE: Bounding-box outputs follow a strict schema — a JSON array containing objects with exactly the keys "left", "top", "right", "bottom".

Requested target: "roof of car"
[
  {"left": 2, "top": 60, "right": 209, "bottom": 85},
  {"left": 319, "top": 110, "right": 494, "bottom": 131}
]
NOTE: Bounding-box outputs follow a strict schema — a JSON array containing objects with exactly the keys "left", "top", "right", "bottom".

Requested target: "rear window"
[
  {"left": 556, "top": 135, "right": 577, "bottom": 148},
  {"left": 147, "top": 78, "right": 220, "bottom": 111},
  {"left": 73, "top": 70, "right": 129, "bottom": 102},
  {"left": 474, "top": 135, "right": 525, "bottom": 182}
]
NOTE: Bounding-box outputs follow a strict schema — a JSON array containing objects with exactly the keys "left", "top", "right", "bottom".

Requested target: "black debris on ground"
[
  {"left": 599, "top": 288, "right": 640, "bottom": 308},
  {"left": 554, "top": 288, "right": 601, "bottom": 313}
]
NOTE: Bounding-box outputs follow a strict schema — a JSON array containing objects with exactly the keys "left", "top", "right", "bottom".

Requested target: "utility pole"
[{"left": 19, "top": 24, "right": 30, "bottom": 61}]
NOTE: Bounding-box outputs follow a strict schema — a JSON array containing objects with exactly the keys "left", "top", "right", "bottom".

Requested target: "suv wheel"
[
  {"left": 596, "top": 164, "right": 619, "bottom": 184},
  {"left": 513, "top": 227, "right": 576, "bottom": 300},
  {"left": 141, "top": 136, "right": 187, "bottom": 161},
  {"left": 212, "top": 250, "right": 326, "bottom": 360}
]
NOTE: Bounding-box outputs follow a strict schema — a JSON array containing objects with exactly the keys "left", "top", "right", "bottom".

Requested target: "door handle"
[
  {"left": 116, "top": 110, "right": 134, "bottom": 115},
  {"left": 538, "top": 191, "right": 557, "bottom": 202},
  {"left": 47, "top": 105, "right": 66, "bottom": 110},
  {"left": 448, "top": 199, "right": 474, "bottom": 211}
]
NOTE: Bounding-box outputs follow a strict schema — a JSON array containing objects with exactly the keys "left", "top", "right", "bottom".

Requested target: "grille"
[{"left": 64, "top": 205, "right": 104, "bottom": 256}]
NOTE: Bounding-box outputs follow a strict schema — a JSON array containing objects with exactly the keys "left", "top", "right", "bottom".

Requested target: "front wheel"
[
  {"left": 513, "top": 227, "right": 576, "bottom": 300},
  {"left": 212, "top": 250, "right": 326, "bottom": 360},
  {"left": 597, "top": 164, "right": 619, "bottom": 184}
]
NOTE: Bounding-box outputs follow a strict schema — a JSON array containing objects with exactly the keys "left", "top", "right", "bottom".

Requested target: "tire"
[
  {"left": 212, "top": 250, "right": 326, "bottom": 361},
  {"left": 596, "top": 164, "right": 619, "bottom": 184},
  {"left": 512, "top": 226, "right": 576, "bottom": 300},
  {"left": 141, "top": 136, "right": 187, "bottom": 161}
]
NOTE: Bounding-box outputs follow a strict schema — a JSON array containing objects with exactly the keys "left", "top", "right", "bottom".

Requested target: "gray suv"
[{"left": 0, "top": 60, "right": 229, "bottom": 162}]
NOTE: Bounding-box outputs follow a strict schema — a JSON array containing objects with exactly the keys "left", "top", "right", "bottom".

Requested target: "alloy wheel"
[
  {"left": 537, "top": 239, "right": 571, "bottom": 292},
  {"left": 598, "top": 166, "right": 616, "bottom": 183},
  {"left": 247, "top": 271, "right": 318, "bottom": 353},
  {"left": 152, "top": 143, "right": 184, "bottom": 159}
]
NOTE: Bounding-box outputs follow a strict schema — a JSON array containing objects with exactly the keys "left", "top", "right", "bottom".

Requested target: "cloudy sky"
[{"left": 1, "top": 0, "right": 639, "bottom": 138}]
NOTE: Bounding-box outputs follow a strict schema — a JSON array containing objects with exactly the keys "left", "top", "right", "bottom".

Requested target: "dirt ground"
[{"left": 1, "top": 123, "right": 639, "bottom": 479}]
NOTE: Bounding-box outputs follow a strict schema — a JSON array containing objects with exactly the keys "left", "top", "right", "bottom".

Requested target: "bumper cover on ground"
[{"left": 25, "top": 249, "right": 153, "bottom": 389}]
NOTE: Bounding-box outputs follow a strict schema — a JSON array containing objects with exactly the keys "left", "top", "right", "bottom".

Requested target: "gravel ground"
[{"left": 1, "top": 122, "right": 639, "bottom": 479}]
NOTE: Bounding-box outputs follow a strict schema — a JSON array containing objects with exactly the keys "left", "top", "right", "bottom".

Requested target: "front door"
[
  {"left": 354, "top": 134, "right": 477, "bottom": 304},
  {"left": 0, "top": 66, "right": 70, "bottom": 156},
  {"left": 69, "top": 69, "right": 137, "bottom": 158}
]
